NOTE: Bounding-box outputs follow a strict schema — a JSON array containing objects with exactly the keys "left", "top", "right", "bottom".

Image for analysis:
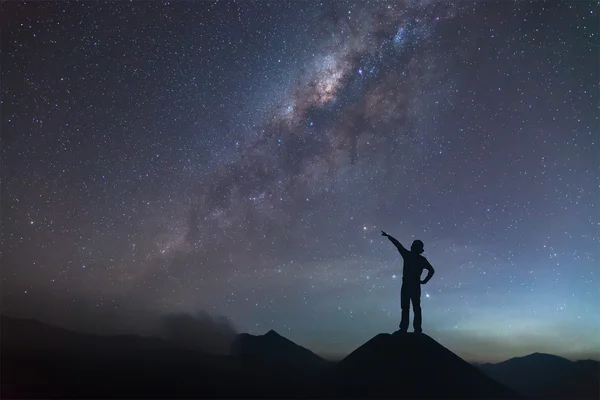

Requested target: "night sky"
[{"left": 1, "top": 1, "right": 598, "bottom": 363}]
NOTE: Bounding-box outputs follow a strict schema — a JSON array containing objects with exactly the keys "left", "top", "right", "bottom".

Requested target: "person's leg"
[
  {"left": 412, "top": 285, "right": 422, "bottom": 333},
  {"left": 399, "top": 284, "right": 410, "bottom": 332}
]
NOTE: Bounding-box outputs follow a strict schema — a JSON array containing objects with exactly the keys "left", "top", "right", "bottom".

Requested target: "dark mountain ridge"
[
  {"left": 478, "top": 352, "right": 599, "bottom": 399},
  {"left": 3, "top": 315, "right": 597, "bottom": 399},
  {"left": 2, "top": 316, "right": 329, "bottom": 398},
  {"left": 232, "top": 329, "right": 331, "bottom": 371}
]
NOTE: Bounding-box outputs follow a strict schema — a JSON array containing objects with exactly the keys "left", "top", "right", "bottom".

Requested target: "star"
[{"left": 1, "top": 0, "right": 597, "bottom": 363}]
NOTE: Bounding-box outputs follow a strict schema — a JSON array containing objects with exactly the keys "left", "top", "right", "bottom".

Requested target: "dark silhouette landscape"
[
  {"left": 2, "top": 315, "right": 598, "bottom": 399},
  {"left": 477, "top": 353, "right": 600, "bottom": 400},
  {"left": 2, "top": 2, "right": 598, "bottom": 400}
]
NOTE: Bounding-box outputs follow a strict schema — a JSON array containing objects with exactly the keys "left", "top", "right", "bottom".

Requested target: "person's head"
[{"left": 411, "top": 240, "right": 424, "bottom": 254}]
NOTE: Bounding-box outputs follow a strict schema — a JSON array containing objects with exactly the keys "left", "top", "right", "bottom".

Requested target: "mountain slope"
[
  {"left": 232, "top": 329, "right": 332, "bottom": 395},
  {"left": 232, "top": 329, "right": 330, "bottom": 370},
  {"left": 478, "top": 353, "right": 600, "bottom": 399},
  {"left": 324, "top": 332, "right": 521, "bottom": 399},
  {"left": 2, "top": 316, "right": 329, "bottom": 398},
  {"left": 1, "top": 316, "right": 251, "bottom": 398}
]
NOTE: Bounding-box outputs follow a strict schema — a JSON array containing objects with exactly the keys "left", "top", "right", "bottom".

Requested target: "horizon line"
[{"left": 3, "top": 314, "right": 599, "bottom": 365}]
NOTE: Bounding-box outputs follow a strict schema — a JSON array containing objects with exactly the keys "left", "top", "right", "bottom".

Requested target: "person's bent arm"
[
  {"left": 421, "top": 261, "right": 435, "bottom": 284},
  {"left": 381, "top": 231, "right": 409, "bottom": 257}
]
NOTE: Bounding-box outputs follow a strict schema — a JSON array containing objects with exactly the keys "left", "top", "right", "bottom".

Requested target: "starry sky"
[{"left": 1, "top": 1, "right": 598, "bottom": 363}]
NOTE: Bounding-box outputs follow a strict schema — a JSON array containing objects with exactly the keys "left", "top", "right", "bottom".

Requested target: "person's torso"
[{"left": 402, "top": 253, "right": 427, "bottom": 283}]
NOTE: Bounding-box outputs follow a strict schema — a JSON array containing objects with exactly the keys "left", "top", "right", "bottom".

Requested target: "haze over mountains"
[{"left": 2, "top": 316, "right": 598, "bottom": 399}]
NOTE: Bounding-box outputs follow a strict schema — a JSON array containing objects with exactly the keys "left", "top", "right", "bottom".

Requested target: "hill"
[
  {"left": 231, "top": 329, "right": 333, "bottom": 395},
  {"left": 478, "top": 352, "right": 600, "bottom": 399},
  {"left": 324, "top": 332, "right": 521, "bottom": 399},
  {"left": 233, "top": 329, "right": 331, "bottom": 371}
]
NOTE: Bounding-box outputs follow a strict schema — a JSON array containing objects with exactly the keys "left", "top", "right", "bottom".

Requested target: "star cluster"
[{"left": 1, "top": 1, "right": 598, "bottom": 362}]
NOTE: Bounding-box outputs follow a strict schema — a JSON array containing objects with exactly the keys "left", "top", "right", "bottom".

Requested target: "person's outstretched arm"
[
  {"left": 381, "top": 231, "right": 409, "bottom": 257},
  {"left": 421, "top": 260, "right": 435, "bottom": 284}
]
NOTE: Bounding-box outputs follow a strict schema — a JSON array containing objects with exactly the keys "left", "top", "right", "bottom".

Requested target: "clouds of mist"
[{"left": 159, "top": 311, "right": 237, "bottom": 355}]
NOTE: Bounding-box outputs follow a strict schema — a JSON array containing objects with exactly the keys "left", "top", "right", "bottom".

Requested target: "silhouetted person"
[{"left": 381, "top": 231, "right": 435, "bottom": 333}]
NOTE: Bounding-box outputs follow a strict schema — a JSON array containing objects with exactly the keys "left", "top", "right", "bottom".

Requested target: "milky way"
[{"left": 2, "top": 1, "right": 598, "bottom": 362}]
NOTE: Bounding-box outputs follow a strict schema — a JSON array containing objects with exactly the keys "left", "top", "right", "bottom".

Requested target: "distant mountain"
[
  {"left": 232, "top": 329, "right": 331, "bottom": 371},
  {"left": 324, "top": 332, "right": 521, "bottom": 399},
  {"left": 478, "top": 352, "right": 600, "bottom": 399},
  {"left": 231, "top": 329, "right": 332, "bottom": 396},
  {"left": 2, "top": 315, "right": 187, "bottom": 356}
]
